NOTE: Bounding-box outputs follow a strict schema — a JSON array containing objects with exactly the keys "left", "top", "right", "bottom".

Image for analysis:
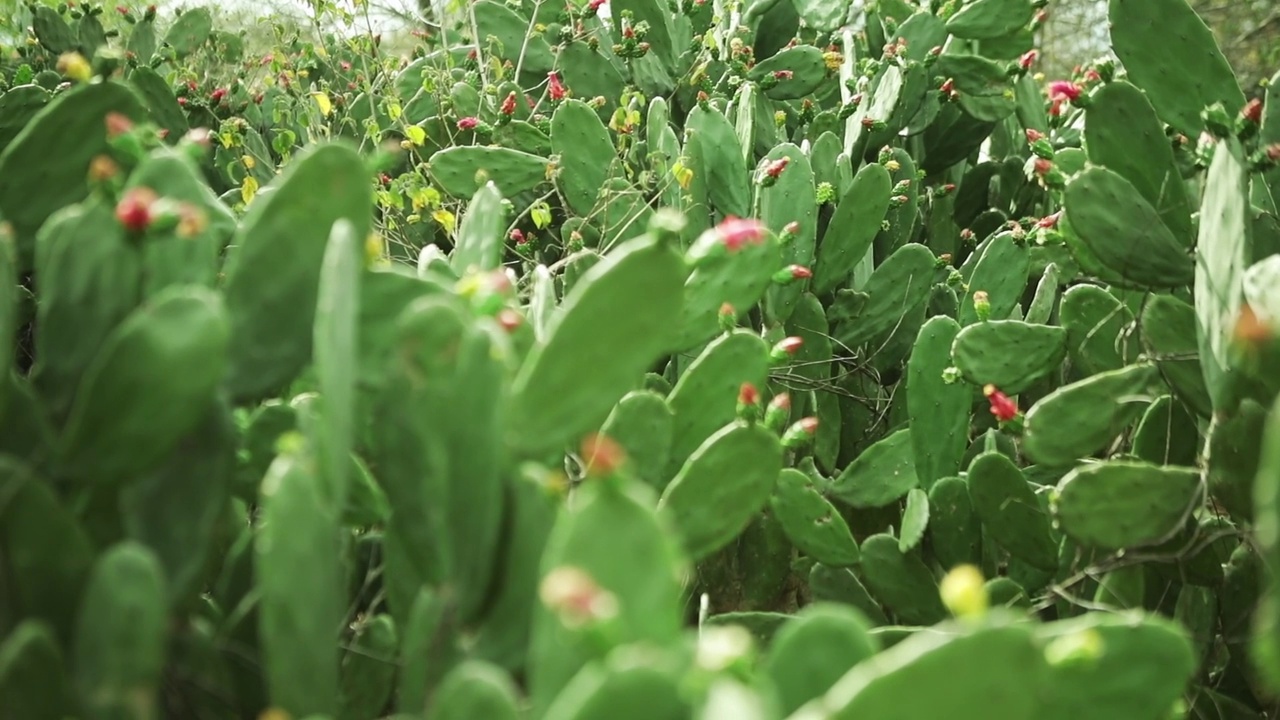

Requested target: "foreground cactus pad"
[{"left": 0, "top": 0, "right": 1278, "bottom": 717}]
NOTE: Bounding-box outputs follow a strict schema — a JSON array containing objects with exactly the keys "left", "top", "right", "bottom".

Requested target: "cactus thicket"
[{"left": 1, "top": 0, "right": 1279, "bottom": 717}]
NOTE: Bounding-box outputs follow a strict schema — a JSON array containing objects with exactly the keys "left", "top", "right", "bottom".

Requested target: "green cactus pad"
[
  {"left": 761, "top": 143, "right": 818, "bottom": 323},
  {"left": 968, "top": 452, "right": 1059, "bottom": 571},
  {"left": 899, "top": 488, "right": 930, "bottom": 553},
  {"left": 951, "top": 320, "right": 1067, "bottom": 394},
  {"left": 0, "top": 85, "right": 49, "bottom": 158},
  {"left": 809, "top": 564, "right": 890, "bottom": 625},
  {"left": 1194, "top": 139, "right": 1251, "bottom": 414},
  {"left": 1058, "top": 284, "right": 1137, "bottom": 377},
  {"left": 164, "top": 6, "right": 212, "bottom": 57},
  {"left": 0, "top": 81, "right": 147, "bottom": 261},
  {"left": 527, "top": 477, "right": 685, "bottom": 717},
  {"left": 932, "top": 54, "right": 1017, "bottom": 122},
  {"left": 255, "top": 443, "right": 344, "bottom": 718},
  {"left": 1108, "top": 0, "right": 1245, "bottom": 136},
  {"left": 127, "top": 148, "right": 237, "bottom": 296},
  {"left": 1063, "top": 167, "right": 1194, "bottom": 288},
  {"left": 338, "top": 615, "right": 398, "bottom": 720},
  {"left": 658, "top": 421, "right": 784, "bottom": 560},
  {"left": 0, "top": 460, "right": 94, "bottom": 647},
  {"left": 1023, "top": 364, "right": 1162, "bottom": 467},
  {"left": 429, "top": 146, "right": 550, "bottom": 199},
  {"left": 908, "top": 316, "right": 971, "bottom": 487},
  {"left": 791, "top": 617, "right": 1044, "bottom": 719},
  {"left": 451, "top": 182, "right": 507, "bottom": 275},
  {"left": 749, "top": 45, "right": 829, "bottom": 100},
  {"left": 830, "top": 428, "right": 918, "bottom": 509},
  {"left": 945, "top": 0, "right": 1034, "bottom": 39},
  {"left": 814, "top": 162, "right": 894, "bottom": 295},
  {"left": 222, "top": 143, "right": 372, "bottom": 401},
  {"left": 1035, "top": 611, "right": 1198, "bottom": 720},
  {"left": 472, "top": 1, "right": 554, "bottom": 73},
  {"left": 958, "top": 233, "right": 1030, "bottom": 325},
  {"left": 1053, "top": 460, "right": 1200, "bottom": 549},
  {"left": 764, "top": 603, "right": 879, "bottom": 715},
  {"left": 856, "top": 533, "right": 947, "bottom": 626},
  {"left": 470, "top": 467, "right": 559, "bottom": 673},
  {"left": 57, "top": 286, "right": 230, "bottom": 486},
  {"left": 1132, "top": 394, "right": 1200, "bottom": 467},
  {"left": 508, "top": 233, "right": 685, "bottom": 457},
  {"left": 72, "top": 542, "right": 167, "bottom": 720},
  {"left": 312, "top": 220, "right": 361, "bottom": 511},
  {"left": 685, "top": 104, "right": 752, "bottom": 218},
  {"left": 664, "top": 330, "right": 769, "bottom": 477},
  {"left": 128, "top": 66, "right": 189, "bottom": 138},
  {"left": 1083, "top": 81, "right": 1194, "bottom": 245},
  {"left": 772, "top": 468, "right": 861, "bottom": 567},
  {"left": 29, "top": 198, "right": 141, "bottom": 418},
  {"left": 552, "top": 99, "right": 618, "bottom": 216},
  {"left": 428, "top": 660, "right": 522, "bottom": 720},
  {"left": 598, "top": 390, "right": 675, "bottom": 492},
  {"left": 833, "top": 243, "right": 936, "bottom": 350},
  {"left": 927, "top": 477, "right": 983, "bottom": 570},
  {"left": 119, "top": 401, "right": 235, "bottom": 608},
  {"left": 1252, "top": 395, "right": 1280, "bottom": 692},
  {"left": 678, "top": 227, "right": 784, "bottom": 351},
  {"left": 0, "top": 620, "right": 72, "bottom": 720},
  {"left": 542, "top": 660, "right": 688, "bottom": 720}
]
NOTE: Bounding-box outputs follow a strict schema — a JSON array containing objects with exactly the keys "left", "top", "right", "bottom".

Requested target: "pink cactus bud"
[
  {"left": 1047, "top": 80, "right": 1082, "bottom": 102},
  {"left": 783, "top": 221, "right": 801, "bottom": 236},
  {"left": 547, "top": 71, "right": 567, "bottom": 101},
  {"left": 1037, "top": 212, "right": 1061, "bottom": 229},
  {"left": 581, "top": 433, "right": 626, "bottom": 478},
  {"left": 457, "top": 116, "right": 480, "bottom": 130},
  {"left": 768, "top": 393, "right": 791, "bottom": 413},
  {"left": 717, "top": 216, "right": 767, "bottom": 251},
  {"left": 781, "top": 417, "right": 819, "bottom": 448},
  {"left": 764, "top": 156, "right": 790, "bottom": 179},
  {"left": 1025, "top": 128, "right": 1045, "bottom": 143},
  {"left": 788, "top": 265, "right": 812, "bottom": 279},
  {"left": 1033, "top": 158, "right": 1054, "bottom": 176},
  {"left": 773, "top": 70, "right": 794, "bottom": 80},
  {"left": 1267, "top": 143, "right": 1280, "bottom": 162},
  {"left": 940, "top": 78, "right": 954, "bottom": 94},
  {"left": 983, "top": 385, "right": 1018, "bottom": 422},
  {"left": 772, "top": 336, "right": 804, "bottom": 358},
  {"left": 739, "top": 382, "right": 760, "bottom": 407},
  {"left": 1018, "top": 50, "right": 1038, "bottom": 70},
  {"left": 497, "top": 308, "right": 523, "bottom": 332},
  {"left": 115, "top": 187, "right": 157, "bottom": 233},
  {"left": 510, "top": 228, "right": 525, "bottom": 244},
  {"left": 1242, "top": 98, "right": 1264, "bottom": 124},
  {"left": 104, "top": 112, "right": 133, "bottom": 138},
  {"left": 501, "top": 92, "right": 517, "bottom": 115}
]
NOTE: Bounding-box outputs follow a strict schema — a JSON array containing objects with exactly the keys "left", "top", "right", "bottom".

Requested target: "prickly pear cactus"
[{"left": 0, "top": 0, "right": 1278, "bottom": 717}]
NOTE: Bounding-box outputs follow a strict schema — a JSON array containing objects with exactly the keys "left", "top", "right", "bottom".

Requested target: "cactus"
[{"left": 0, "top": 1, "right": 1275, "bottom": 716}]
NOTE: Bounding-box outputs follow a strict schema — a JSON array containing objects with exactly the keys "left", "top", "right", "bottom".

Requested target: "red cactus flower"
[
  {"left": 547, "top": 71, "right": 566, "bottom": 101},
  {"left": 581, "top": 433, "right": 626, "bottom": 478},
  {"left": 210, "top": 87, "right": 227, "bottom": 103},
  {"left": 115, "top": 187, "right": 158, "bottom": 233},
  {"left": 1047, "top": 80, "right": 1082, "bottom": 116},
  {"left": 764, "top": 156, "right": 789, "bottom": 179},
  {"left": 983, "top": 385, "right": 1018, "bottom": 422},
  {"left": 1242, "top": 98, "right": 1264, "bottom": 124},
  {"left": 510, "top": 228, "right": 526, "bottom": 244},
  {"left": 457, "top": 116, "right": 480, "bottom": 130},
  {"left": 501, "top": 91, "right": 517, "bottom": 115},
  {"left": 588, "top": 0, "right": 607, "bottom": 9},
  {"left": 716, "top": 216, "right": 767, "bottom": 251},
  {"left": 1033, "top": 157, "right": 1054, "bottom": 176},
  {"left": 739, "top": 382, "right": 760, "bottom": 407}
]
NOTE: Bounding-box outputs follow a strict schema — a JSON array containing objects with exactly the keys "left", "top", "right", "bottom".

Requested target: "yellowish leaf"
[{"left": 404, "top": 125, "right": 426, "bottom": 146}]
